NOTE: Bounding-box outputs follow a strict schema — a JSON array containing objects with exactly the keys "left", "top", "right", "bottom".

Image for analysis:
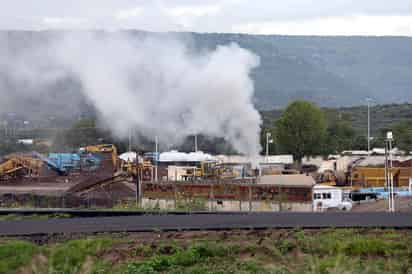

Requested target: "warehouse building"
[{"left": 142, "top": 174, "right": 314, "bottom": 212}]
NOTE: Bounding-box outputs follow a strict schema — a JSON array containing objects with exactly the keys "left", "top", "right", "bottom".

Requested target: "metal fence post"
[
  {"left": 248, "top": 184, "right": 252, "bottom": 212},
  {"left": 210, "top": 184, "right": 214, "bottom": 211}
]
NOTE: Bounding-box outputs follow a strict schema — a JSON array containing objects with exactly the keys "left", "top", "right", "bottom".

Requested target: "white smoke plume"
[{"left": 2, "top": 32, "right": 262, "bottom": 156}]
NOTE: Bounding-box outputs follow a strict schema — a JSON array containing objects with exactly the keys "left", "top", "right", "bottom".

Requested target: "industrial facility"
[{"left": 1, "top": 140, "right": 412, "bottom": 212}]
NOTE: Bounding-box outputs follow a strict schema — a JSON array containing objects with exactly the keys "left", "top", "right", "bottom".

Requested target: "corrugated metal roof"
[
  {"left": 357, "top": 156, "right": 412, "bottom": 167},
  {"left": 159, "top": 151, "right": 215, "bottom": 162},
  {"left": 215, "top": 155, "right": 293, "bottom": 164}
]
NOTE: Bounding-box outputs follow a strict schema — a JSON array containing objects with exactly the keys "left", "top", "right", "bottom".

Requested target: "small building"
[
  {"left": 167, "top": 165, "right": 198, "bottom": 181},
  {"left": 215, "top": 155, "right": 293, "bottom": 177},
  {"left": 157, "top": 151, "right": 216, "bottom": 181},
  {"left": 141, "top": 174, "right": 315, "bottom": 212}
]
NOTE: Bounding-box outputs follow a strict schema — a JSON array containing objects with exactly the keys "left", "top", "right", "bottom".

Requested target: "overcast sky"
[{"left": 2, "top": 0, "right": 412, "bottom": 35}]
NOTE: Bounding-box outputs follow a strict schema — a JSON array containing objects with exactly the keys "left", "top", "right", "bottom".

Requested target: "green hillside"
[{"left": 189, "top": 33, "right": 412, "bottom": 109}]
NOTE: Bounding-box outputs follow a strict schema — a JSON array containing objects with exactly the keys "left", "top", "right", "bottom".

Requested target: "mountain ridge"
[{"left": 1, "top": 30, "right": 412, "bottom": 111}]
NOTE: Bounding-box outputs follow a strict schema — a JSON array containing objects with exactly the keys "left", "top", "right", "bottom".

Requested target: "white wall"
[{"left": 141, "top": 198, "right": 312, "bottom": 212}]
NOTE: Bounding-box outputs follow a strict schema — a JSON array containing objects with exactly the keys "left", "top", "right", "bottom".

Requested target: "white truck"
[{"left": 313, "top": 185, "right": 352, "bottom": 212}]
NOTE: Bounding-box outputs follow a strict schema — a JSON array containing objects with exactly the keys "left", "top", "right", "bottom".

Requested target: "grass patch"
[
  {"left": 0, "top": 213, "right": 72, "bottom": 221},
  {"left": 1, "top": 229, "right": 412, "bottom": 273},
  {"left": 0, "top": 240, "right": 38, "bottom": 274},
  {"left": 48, "top": 238, "right": 113, "bottom": 274},
  {"left": 176, "top": 198, "right": 208, "bottom": 211},
  {"left": 123, "top": 243, "right": 229, "bottom": 274}
]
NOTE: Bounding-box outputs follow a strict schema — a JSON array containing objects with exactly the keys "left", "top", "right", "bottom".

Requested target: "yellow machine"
[
  {"left": 213, "top": 163, "right": 248, "bottom": 179},
  {"left": 82, "top": 144, "right": 118, "bottom": 170},
  {"left": 317, "top": 181, "right": 337, "bottom": 186},
  {"left": 0, "top": 155, "right": 43, "bottom": 180},
  {"left": 200, "top": 161, "right": 216, "bottom": 178},
  {"left": 82, "top": 144, "right": 157, "bottom": 180},
  {"left": 351, "top": 167, "right": 408, "bottom": 187},
  {"left": 121, "top": 160, "right": 154, "bottom": 181}
]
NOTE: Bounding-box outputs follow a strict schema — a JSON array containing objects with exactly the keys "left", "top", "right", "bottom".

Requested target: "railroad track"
[{"left": 1, "top": 212, "right": 412, "bottom": 236}]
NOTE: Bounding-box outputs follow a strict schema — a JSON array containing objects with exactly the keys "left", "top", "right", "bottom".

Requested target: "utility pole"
[
  {"left": 135, "top": 154, "right": 140, "bottom": 206},
  {"left": 385, "top": 131, "right": 395, "bottom": 212},
  {"left": 128, "top": 129, "right": 132, "bottom": 152},
  {"left": 366, "top": 98, "right": 373, "bottom": 155},
  {"left": 266, "top": 132, "right": 273, "bottom": 163},
  {"left": 155, "top": 136, "right": 158, "bottom": 182},
  {"left": 389, "top": 133, "right": 395, "bottom": 212},
  {"left": 194, "top": 135, "right": 198, "bottom": 152}
]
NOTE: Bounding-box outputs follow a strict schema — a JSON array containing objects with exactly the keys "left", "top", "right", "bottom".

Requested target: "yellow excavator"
[
  {"left": 81, "top": 144, "right": 118, "bottom": 171},
  {"left": 0, "top": 155, "right": 43, "bottom": 180},
  {"left": 80, "top": 144, "right": 156, "bottom": 179}
]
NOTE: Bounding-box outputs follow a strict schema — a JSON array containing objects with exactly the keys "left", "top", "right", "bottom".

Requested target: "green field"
[{"left": 1, "top": 229, "right": 411, "bottom": 274}]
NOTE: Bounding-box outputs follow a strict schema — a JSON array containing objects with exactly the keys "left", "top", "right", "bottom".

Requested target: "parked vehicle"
[
  {"left": 349, "top": 191, "right": 378, "bottom": 202},
  {"left": 313, "top": 185, "right": 352, "bottom": 211}
]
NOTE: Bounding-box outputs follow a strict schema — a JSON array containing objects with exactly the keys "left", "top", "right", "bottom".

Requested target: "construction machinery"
[
  {"left": 187, "top": 161, "right": 216, "bottom": 180},
  {"left": 32, "top": 152, "right": 70, "bottom": 175},
  {"left": 121, "top": 159, "right": 154, "bottom": 181},
  {"left": 214, "top": 163, "right": 249, "bottom": 179},
  {"left": 350, "top": 167, "right": 407, "bottom": 188},
  {"left": 0, "top": 155, "right": 43, "bottom": 180},
  {"left": 82, "top": 144, "right": 155, "bottom": 179},
  {"left": 80, "top": 144, "right": 118, "bottom": 171},
  {"left": 200, "top": 161, "right": 216, "bottom": 179}
]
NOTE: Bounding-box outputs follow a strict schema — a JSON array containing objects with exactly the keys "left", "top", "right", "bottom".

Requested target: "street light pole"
[
  {"left": 194, "top": 135, "right": 198, "bottom": 152},
  {"left": 366, "top": 98, "right": 372, "bottom": 155},
  {"left": 155, "top": 136, "right": 158, "bottom": 182},
  {"left": 266, "top": 132, "right": 273, "bottom": 163},
  {"left": 135, "top": 155, "right": 140, "bottom": 206},
  {"left": 389, "top": 135, "right": 395, "bottom": 212},
  {"left": 386, "top": 131, "right": 395, "bottom": 212}
]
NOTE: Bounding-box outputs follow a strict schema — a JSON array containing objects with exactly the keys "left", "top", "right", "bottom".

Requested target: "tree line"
[
  {"left": 1, "top": 101, "right": 412, "bottom": 159},
  {"left": 263, "top": 100, "right": 412, "bottom": 161}
]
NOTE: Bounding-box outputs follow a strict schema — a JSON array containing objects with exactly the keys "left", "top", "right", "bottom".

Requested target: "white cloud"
[
  {"left": 162, "top": 4, "right": 222, "bottom": 29},
  {"left": 2, "top": 1, "right": 412, "bottom": 35},
  {"left": 167, "top": 5, "right": 221, "bottom": 17},
  {"left": 114, "top": 7, "right": 143, "bottom": 20},
  {"left": 42, "top": 17, "right": 89, "bottom": 29},
  {"left": 232, "top": 15, "right": 412, "bottom": 36}
]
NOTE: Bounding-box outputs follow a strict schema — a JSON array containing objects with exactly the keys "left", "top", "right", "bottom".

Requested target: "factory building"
[{"left": 142, "top": 173, "right": 314, "bottom": 212}]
